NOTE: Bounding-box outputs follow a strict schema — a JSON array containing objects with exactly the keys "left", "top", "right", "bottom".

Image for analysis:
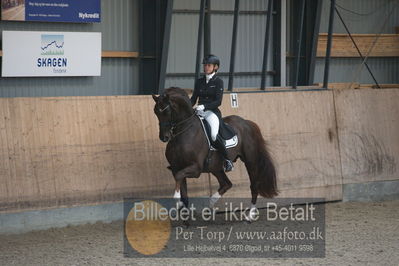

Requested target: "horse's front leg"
[
  {"left": 172, "top": 164, "right": 201, "bottom": 208},
  {"left": 173, "top": 178, "right": 188, "bottom": 209},
  {"left": 173, "top": 188, "right": 184, "bottom": 209}
]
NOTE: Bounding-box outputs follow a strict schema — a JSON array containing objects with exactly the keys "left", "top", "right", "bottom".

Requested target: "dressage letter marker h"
[{"left": 230, "top": 93, "right": 239, "bottom": 108}]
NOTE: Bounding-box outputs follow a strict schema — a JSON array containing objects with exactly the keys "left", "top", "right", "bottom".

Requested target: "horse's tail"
[{"left": 245, "top": 120, "right": 278, "bottom": 198}]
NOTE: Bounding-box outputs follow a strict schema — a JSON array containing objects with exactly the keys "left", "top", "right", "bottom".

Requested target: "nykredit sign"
[{"left": 1, "top": 0, "right": 101, "bottom": 23}]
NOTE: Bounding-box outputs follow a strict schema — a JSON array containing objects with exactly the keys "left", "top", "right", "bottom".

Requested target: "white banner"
[{"left": 2, "top": 31, "right": 101, "bottom": 77}]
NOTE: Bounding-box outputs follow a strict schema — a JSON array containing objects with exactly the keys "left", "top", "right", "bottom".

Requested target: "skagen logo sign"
[{"left": 37, "top": 34, "right": 67, "bottom": 73}]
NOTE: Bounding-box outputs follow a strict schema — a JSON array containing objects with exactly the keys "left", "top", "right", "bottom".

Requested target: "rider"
[{"left": 191, "top": 54, "right": 234, "bottom": 172}]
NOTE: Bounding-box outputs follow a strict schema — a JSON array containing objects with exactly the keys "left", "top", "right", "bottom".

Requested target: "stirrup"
[{"left": 224, "top": 160, "right": 234, "bottom": 172}]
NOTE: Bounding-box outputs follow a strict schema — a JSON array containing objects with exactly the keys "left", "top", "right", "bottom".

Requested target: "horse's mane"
[
  {"left": 164, "top": 87, "right": 193, "bottom": 113},
  {"left": 164, "top": 87, "right": 189, "bottom": 99}
]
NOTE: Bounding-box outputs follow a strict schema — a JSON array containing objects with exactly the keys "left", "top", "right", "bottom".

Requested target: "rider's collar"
[{"left": 206, "top": 72, "right": 216, "bottom": 83}]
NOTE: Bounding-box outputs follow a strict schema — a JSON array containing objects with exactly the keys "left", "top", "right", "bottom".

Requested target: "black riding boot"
[{"left": 213, "top": 135, "right": 234, "bottom": 172}]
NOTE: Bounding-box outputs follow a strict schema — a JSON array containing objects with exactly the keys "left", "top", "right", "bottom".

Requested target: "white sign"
[
  {"left": 230, "top": 93, "right": 239, "bottom": 108},
  {"left": 2, "top": 31, "right": 101, "bottom": 77}
]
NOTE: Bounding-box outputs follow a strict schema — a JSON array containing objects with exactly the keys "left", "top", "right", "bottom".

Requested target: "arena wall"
[{"left": 0, "top": 88, "right": 398, "bottom": 215}]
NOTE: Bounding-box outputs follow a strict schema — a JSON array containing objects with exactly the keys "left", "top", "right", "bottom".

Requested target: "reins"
[{"left": 170, "top": 112, "right": 196, "bottom": 139}]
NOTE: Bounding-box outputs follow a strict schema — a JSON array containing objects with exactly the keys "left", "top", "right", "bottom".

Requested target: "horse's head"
[
  {"left": 152, "top": 93, "right": 173, "bottom": 142},
  {"left": 152, "top": 87, "right": 194, "bottom": 143}
]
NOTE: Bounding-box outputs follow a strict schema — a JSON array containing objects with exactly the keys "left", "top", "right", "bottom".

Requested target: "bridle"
[
  {"left": 158, "top": 104, "right": 173, "bottom": 128},
  {"left": 158, "top": 104, "right": 170, "bottom": 113},
  {"left": 157, "top": 102, "right": 196, "bottom": 140}
]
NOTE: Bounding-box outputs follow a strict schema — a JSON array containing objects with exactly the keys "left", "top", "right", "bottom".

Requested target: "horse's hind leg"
[
  {"left": 243, "top": 162, "right": 260, "bottom": 221},
  {"left": 250, "top": 183, "right": 258, "bottom": 206},
  {"left": 209, "top": 170, "right": 233, "bottom": 207}
]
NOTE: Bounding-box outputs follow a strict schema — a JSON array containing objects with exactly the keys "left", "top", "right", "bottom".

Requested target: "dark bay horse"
[{"left": 152, "top": 87, "right": 277, "bottom": 218}]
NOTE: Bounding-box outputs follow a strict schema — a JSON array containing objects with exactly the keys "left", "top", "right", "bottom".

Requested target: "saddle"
[{"left": 198, "top": 115, "right": 238, "bottom": 150}]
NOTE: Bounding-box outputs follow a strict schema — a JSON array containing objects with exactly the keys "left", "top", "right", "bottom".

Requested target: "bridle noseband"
[
  {"left": 158, "top": 104, "right": 170, "bottom": 113},
  {"left": 158, "top": 104, "right": 174, "bottom": 128}
]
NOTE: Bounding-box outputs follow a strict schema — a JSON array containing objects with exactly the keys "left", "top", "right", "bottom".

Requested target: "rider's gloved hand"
[{"left": 195, "top": 105, "right": 205, "bottom": 111}]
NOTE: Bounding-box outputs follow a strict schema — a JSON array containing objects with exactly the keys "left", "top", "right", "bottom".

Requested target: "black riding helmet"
[{"left": 202, "top": 54, "right": 220, "bottom": 68}]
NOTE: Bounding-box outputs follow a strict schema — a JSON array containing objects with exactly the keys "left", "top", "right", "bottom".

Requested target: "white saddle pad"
[{"left": 198, "top": 115, "right": 238, "bottom": 150}]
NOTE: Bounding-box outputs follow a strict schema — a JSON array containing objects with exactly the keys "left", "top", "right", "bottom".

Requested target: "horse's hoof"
[
  {"left": 244, "top": 208, "right": 258, "bottom": 223},
  {"left": 244, "top": 215, "right": 257, "bottom": 223},
  {"left": 244, "top": 218, "right": 252, "bottom": 224},
  {"left": 176, "top": 200, "right": 184, "bottom": 209}
]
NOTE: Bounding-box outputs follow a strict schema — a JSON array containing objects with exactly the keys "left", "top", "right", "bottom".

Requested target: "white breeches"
[{"left": 203, "top": 110, "right": 219, "bottom": 141}]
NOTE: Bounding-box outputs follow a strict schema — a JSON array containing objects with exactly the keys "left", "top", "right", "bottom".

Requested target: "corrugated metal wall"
[
  {"left": 313, "top": 0, "right": 399, "bottom": 85},
  {"left": 0, "top": 0, "right": 139, "bottom": 97},
  {"left": 165, "top": 0, "right": 274, "bottom": 89},
  {"left": 320, "top": 0, "right": 399, "bottom": 34},
  {"left": 314, "top": 57, "right": 399, "bottom": 84},
  {"left": 1, "top": 0, "right": 397, "bottom": 97}
]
